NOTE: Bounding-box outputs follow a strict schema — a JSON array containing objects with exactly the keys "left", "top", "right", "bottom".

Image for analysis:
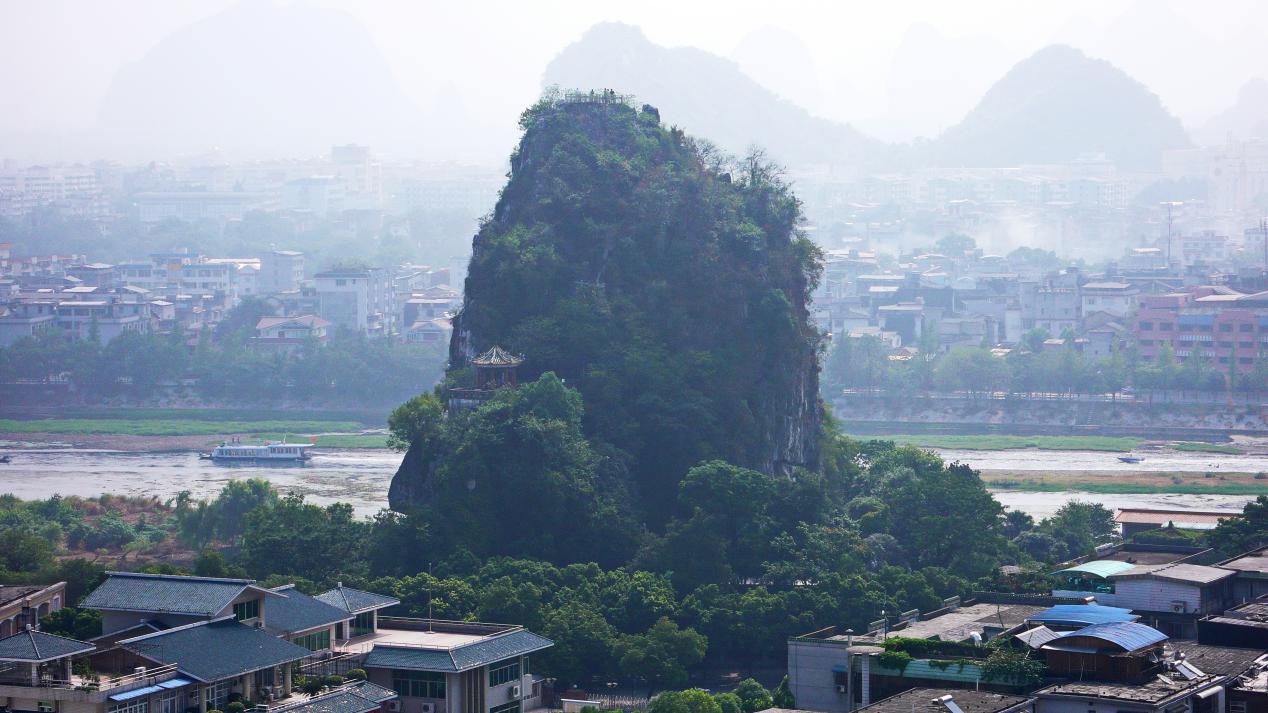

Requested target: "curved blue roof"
[
  {"left": 1052, "top": 621, "right": 1167, "bottom": 652},
  {"left": 1027, "top": 604, "right": 1139, "bottom": 627}
]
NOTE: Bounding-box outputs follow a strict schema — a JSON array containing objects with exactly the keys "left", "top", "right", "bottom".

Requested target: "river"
[{"left": 0, "top": 443, "right": 1264, "bottom": 519}]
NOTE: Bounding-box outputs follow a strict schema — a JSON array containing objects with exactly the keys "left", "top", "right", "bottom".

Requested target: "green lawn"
[
  {"left": 862, "top": 434, "right": 1142, "bottom": 452},
  {"left": 0, "top": 418, "right": 365, "bottom": 437},
  {"left": 987, "top": 480, "right": 1268, "bottom": 495},
  {"left": 1171, "top": 441, "right": 1245, "bottom": 455},
  {"left": 261, "top": 434, "right": 391, "bottom": 449}
]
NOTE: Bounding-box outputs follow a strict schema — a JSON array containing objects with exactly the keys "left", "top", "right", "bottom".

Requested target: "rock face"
[{"left": 394, "top": 94, "right": 822, "bottom": 516}]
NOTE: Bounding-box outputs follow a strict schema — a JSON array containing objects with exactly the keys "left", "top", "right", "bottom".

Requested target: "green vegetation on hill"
[{"left": 401, "top": 94, "right": 822, "bottom": 522}]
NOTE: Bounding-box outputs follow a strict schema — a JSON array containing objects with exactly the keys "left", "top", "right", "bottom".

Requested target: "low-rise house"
[
  {"left": 254, "top": 315, "right": 331, "bottom": 352},
  {"left": 1114, "top": 509, "right": 1238, "bottom": 541},
  {"left": 1216, "top": 547, "right": 1268, "bottom": 602},
  {"left": 359, "top": 618, "right": 552, "bottom": 713},
  {"left": 81, "top": 572, "right": 282, "bottom": 636},
  {"left": 405, "top": 318, "right": 452, "bottom": 345},
  {"left": 265, "top": 585, "right": 353, "bottom": 652},
  {"left": 314, "top": 583, "right": 399, "bottom": 640},
  {"left": 0, "top": 301, "right": 57, "bottom": 346},
  {"left": 0, "top": 583, "right": 66, "bottom": 638}
]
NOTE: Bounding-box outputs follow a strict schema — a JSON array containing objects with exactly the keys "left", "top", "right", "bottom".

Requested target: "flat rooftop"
[
  {"left": 1220, "top": 548, "right": 1268, "bottom": 574},
  {"left": 338, "top": 618, "right": 516, "bottom": 652},
  {"left": 846, "top": 602, "right": 1046, "bottom": 643},
  {"left": 1039, "top": 674, "right": 1215, "bottom": 704},
  {"left": 1096, "top": 548, "right": 1202, "bottom": 566},
  {"left": 859, "top": 688, "right": 1031, "bottom": 713}
]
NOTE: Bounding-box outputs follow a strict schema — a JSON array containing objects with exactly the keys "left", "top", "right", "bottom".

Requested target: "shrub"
[
  {"left": 322, "top": 675, "right": 345, "bottom": 688},
  {"left": 345, "top": 669, "right": 367, "bottom": 681},
  {"left": 299, "top": 678, "right": 323, "bottom": 695},
  {"left": 226, "top": 703, "right": 245, "bottom": 713},
  {"left": 877, "top": 650, "right": 913, "bottom": 672}
]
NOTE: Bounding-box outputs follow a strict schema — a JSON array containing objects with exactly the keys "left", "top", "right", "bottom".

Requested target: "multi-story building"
[
  {"left": 314, "top": 267, "right": 396, "bottom": 336},
  {"left": 1134, "top": 288, "right": 1268, "bottom": 374},
  {"left": 0, "top": 583, "right": 66, "bottom": 638},
  {"left": 260, "top": 251, "right": 305, "bottom": 294},
  {"left": 0, "top": 301, "right": 57, "bottom": 346},
  {"left": 133, "top": 191, "right": 274, "bottom": 223}
]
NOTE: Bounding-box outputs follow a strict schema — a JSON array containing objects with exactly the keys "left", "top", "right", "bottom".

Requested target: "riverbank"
[
  {"left": 0, "top": 432, "right": 390, "bottom": 451},
  {"left": 980, "top": 468, "right": 1268, "bottom": 495}
]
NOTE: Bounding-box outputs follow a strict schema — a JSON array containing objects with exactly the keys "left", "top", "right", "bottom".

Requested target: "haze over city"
[
  {"left": 5, "top": 0, "right": 1268, "bottom": 161},
  {"left": 1, "top": 5, "right": 1267, "bottom": 713}
]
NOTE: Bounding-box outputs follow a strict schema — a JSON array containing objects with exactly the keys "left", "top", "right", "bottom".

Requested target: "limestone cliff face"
[{"left": 392, "top": 94, "right": 822, "bottom": 514}]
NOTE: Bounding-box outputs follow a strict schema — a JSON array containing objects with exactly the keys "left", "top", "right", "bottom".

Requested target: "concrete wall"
[{"left": 788, "top": 639, "right": 848, "bottom": 713}]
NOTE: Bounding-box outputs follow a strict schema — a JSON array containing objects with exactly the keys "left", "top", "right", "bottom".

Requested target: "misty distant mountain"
[
  {"left": 928, "top": 45, "right": 1190, "bottom": 170},
  {"left": 96, "top": 1, "right": 425, "bottom": 159},
  {"left": 1195, "top": 78, "right": 1268, "bottom": 146},
  {"left": 543, "top": 22, "right": 885, "bottom": 168}
]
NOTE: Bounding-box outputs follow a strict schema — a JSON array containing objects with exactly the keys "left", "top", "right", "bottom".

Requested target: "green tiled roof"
[
  {"left": 0, "top": 630, "right": 95, "bottom": 662},
  {"left": 363, "top": 629, "right": 553, "bottom": 672},
  {"left": 82, "top": 572, "right": 264, "bottom": 616},
  {"left": 1051, "top": 560, "right": 1137, "bottom": 579},
  {"left": 266, "top": 586, "right": 349, "bottom": 636},
  {"left": 314, "top": 586, "right": 399, "bottom": 614},
  {"left": 120, "top": 618, "right": 311, "bottom": 682}
]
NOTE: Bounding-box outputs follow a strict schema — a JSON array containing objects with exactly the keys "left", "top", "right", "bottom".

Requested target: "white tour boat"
[{"left": 201, "top": 441, "right": 314, "bottom": 463}]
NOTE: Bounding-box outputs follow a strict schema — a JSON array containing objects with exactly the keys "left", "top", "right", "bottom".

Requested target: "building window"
[
  {"left": 391, "top": 670, "right": 445, "bottom": 698},
  {"left": 1230, "top": 702, "right": 1248, "bottom": 713},
  {"left": 489, "top": 659, "right": 521, "bottom": 687},
  {"left": 109, "top": 701, "right": 148, "bottom": 713},
  {"left": 38, "top": 703, "right": 55, "bottom": 713},
  {"left": 292, "top": 629, "right": 331, "bottom": 651},
  {"left": 1239, "top": 323, "right": 1254, "bottom": 332},
  {"left": 233, "top": 599, "right": 259, "bottom": 621},
  {"left": 158, "top": 693, "right": 179, "bottom": 713},
  {"left": 1160, "top": 323, "right": 1173, "bottom": 331},
  {"left": 490, "top": 703, "right": 521, "bottom": 713},
  {"left": 1140, "top": 322, "right": 1153, "bottom": 330},
  {"left": 1219, "top": 323, "right": 1233, "bottom": 332},
  {"left": 352, "top": 611, "right": 375, "bottom": 636}
]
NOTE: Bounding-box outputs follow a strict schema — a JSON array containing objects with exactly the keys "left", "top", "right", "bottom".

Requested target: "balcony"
[{"left": 0, "top": 662, "right": 181, "bottom": 703}]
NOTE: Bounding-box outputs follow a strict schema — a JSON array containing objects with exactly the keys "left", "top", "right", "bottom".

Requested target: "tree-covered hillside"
[{"left": 395, "top": 93, "right": 823, "bottom": 520}]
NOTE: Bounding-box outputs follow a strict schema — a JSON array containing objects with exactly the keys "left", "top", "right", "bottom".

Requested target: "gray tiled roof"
[
  {"left": 82, "top": 573, "right": 260, "bottom": 616},
  {"left": 121, "top": 618, "right": 311, "bottom": 682},
  {"left": 314, "top": 586, "right": 399, "bottom": 614},
  {"left": 343, "top": 680, "right": 396, "bottom": 703},
  {"left": 0, "top": 630, "right": 95, "bottom": 662},
  {"left": 278, "top": 688, "right": 388, "bottom": 713},
  {"left": 266, "top": 586, "right": 350, "bottom": 636},
  {"left": 363, "top": 629, "right": 553, "bottom": 672}
]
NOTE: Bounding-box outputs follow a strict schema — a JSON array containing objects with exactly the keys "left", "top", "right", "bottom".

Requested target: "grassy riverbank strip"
[
  {"left": 860, "top": 433, "right": 1143, "bottom": 451},
  {"left": 1171, "top": 441, "right": 1246, "bottom": 454},
  {"left": 981, "top": 470, "right": 1268, "bottom": 495}
]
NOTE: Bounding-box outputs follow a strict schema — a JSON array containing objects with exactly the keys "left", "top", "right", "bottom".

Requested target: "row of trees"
[
  {"left": 824, "top": 332, "right": 1268, "bottom": 399},
  {"left": 0, "top": 301, "right": 446, "bottom": 407}
]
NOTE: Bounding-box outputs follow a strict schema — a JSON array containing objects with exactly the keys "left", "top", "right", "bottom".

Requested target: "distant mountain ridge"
[
  {"left": 542, "top": 23, "right": 887, "bottom": 168},
  {"left": 1196, "top": 78, "right": 1268, "bottom": 145},
  {"left": 927, "top": 45, "right": 1191, "bottom": 170},
  {"left": 546, "top": 27, "right": 1193, "bottom": 171}
]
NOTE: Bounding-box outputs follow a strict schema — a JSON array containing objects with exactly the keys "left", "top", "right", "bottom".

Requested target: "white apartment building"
[{"left": 314, "top": 267, "right": 396, "bottom": 336}]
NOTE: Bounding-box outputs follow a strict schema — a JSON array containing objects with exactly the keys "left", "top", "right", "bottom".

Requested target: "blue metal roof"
[
  {"left": 362, "top": 629, "right": 553, "bottom": 673},
  {"left": 82, "top": 572, "right": 264, "bottom": 617},
  {"left": 1051, "top": 622, "right": 1167, "bottom": 652},
  {"left": 1027, "top": 604, "right": 1139, "bottom": 627},
  {"left": 109, "top": 685, "right": 164, "bottom": 702}
]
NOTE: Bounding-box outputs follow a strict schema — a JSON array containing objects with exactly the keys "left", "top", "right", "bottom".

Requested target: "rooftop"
[
  {"left": 0, "top": 630, "right": 95, "bottom": 663},
  {"left": 273, "top": 681, "right": 397, "bottom": 713},
  {"left": 1114, "top": 509, "right": 1238, "bottom": 528},
  {"left": 1027, "top": 604, "right": 1139, "bottom": 627},
  {"left": 314, "top": 585, "right": 399, "bottom": 615},
  {"left": 120, "top": 618, "right": 311, "bottom": 682},
  {"left": 849, "top": 602, "right": 1045, "bottom": 643},
  {"left": 1042, "top": 622, "right": 1167, "bottom": 654},
  {"left": 1038, "top": 674, "right": 1216, "bottom": 705},
  {"left": 1220, "top": 548, "right": 1268, "bottom": 575},
  {"left": 1110, "top": 563, "right": 1237, "bottom": 586},
  {"left": 81, "top": 572, "right": 279, "bottom": 617},
  {"left": 1169, "top": 641, "right": 1267, "bottom": 676},
  {"left": 266, "top": 585, "right": 351, "bottom": 636},
  {"left": 0, "top": 583, "right": 60, "bottom": 609},
  {"left": 471, "top": 345, "right": 524, "bottom": 367},
  {"left": 357, "top": 620, "right": 552, "bottom": 673},
  {"left": 1052, "top": 560, "right": 1138, "bottom": 579},
  {"left": 857, "top": 688, "right": 1032, "bottom": 713}
]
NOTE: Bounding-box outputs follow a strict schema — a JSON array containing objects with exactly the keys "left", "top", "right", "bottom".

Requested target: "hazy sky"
[{"left": 4, "top": 0, "right": 1268, "bottom": 159}]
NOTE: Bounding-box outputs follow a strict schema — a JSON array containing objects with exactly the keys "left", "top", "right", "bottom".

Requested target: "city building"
[
  {"left": 0, "top": 583, "right": 66, "bottom": 638},
  {"left": 260, "top": 251, "right": 305, "bottom": 294},
  {"left": 314, "top": 267, "right": 396, "bottom": 336},
  {"left": 254, "top": 315, "right": 331, "bottom": 352}
]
